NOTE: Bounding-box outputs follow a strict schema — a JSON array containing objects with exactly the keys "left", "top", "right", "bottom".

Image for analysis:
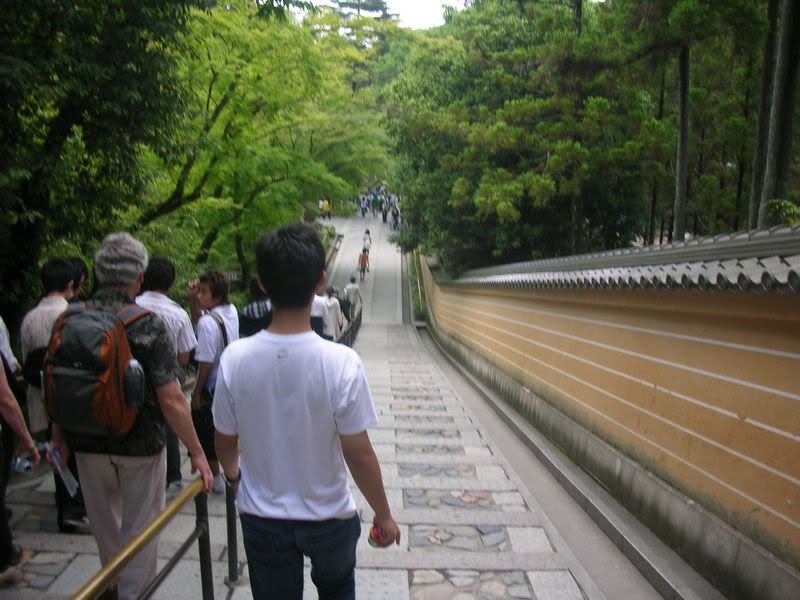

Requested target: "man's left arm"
[{"left": 192, "top": 362, "right": 212, "bottom": 410}]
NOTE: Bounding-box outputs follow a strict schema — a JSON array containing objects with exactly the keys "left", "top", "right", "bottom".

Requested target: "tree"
[
  {"left": 757, "top": 0, "right": 800, "bottom": 227},
  {"left": 748, "top": 0, "right": 779, "bottom": 228},
  {"left": 0, "top": 0, "right": 201, "bottom": 328}
]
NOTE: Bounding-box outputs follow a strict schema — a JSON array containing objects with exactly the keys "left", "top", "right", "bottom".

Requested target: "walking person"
[
  {"left": 239, "top": 278, "right": 273, "bottom": 338},
  {"left": 322, "top": 286, "right": 344, "bottom": 341},
  {"left": 358, "top": 248, "right": 370, "bottom": 283},
  {"left": 136, "top": 257, "right": 198, "bottom": 495},
  {"left": 213, "top": 223, "right": 400, "bottom": 600},
  {"left": 343, "top": 277, "right": 363, "bottom": 320},
  {"left": 187, "top": 269, "right": 239, "bottom": 494},
  {"left": 20, "top": 258, "right": 88, "bottom": 532},
  {"left": 0, "top": 354, "right": 40, "bottom": 585},
  {"left": 48, "top": 232, "right": 213, "bottom": 600}
]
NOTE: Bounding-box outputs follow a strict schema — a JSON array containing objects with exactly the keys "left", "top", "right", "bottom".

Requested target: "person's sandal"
[{"left": 0, "top": 563, "right": 22, "bottom": 586}]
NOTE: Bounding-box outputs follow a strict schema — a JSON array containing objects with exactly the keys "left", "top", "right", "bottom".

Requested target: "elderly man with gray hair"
[{"left": 49, "top": 232, "right": 213, "bottom": 600}]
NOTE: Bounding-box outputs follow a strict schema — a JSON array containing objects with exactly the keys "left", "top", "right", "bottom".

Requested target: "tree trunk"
[
  {"left": 735, "top": 56, "right": 755, "bottom": 231},
  {"left": 749, "top": 0, "right": 779, "bottom": 228},
  {"left": 574, "top": 0, "right": 583, "bottom": 35},
  {"left": 647, "top": 67, "right": 667, "bottom": 245},
  {"left": 758, "top": 0, "right": 800, "bottom": 228},
  {"left": 235, "top": 232, "right": 249, "bottom": 285},
  {"left": 673, "top": 45, "right": 690, "bottom": 241}
]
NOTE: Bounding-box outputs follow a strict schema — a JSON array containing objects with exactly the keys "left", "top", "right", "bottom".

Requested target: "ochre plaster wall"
[{"left": 421, "top": 260, "right": 800, "bottom": 566}]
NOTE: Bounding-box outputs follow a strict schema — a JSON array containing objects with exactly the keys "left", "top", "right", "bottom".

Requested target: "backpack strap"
[
  {"left": 117, "top": 304, "right": 151, "bottom": 326},
  {"left": 208, "top": 311, "right": 229, "bottom": 348}
]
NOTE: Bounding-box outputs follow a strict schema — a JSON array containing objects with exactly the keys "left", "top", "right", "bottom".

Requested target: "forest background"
[{"left": 1, "top": 0, "right": 799, "bottom": 332}]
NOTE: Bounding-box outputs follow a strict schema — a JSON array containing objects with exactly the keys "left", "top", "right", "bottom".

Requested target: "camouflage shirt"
[{"left": 67, "top": 289, "right": 180, "bottom": 456}]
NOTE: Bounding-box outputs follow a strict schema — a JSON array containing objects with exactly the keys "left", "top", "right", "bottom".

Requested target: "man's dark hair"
[
  {"left": 256, "top": 224, "right": 324, "bottom": 309},
  {"left": 69, "top": 258, "right": 88, "bottom": 290},
  {"left": 199, "top": 269, "right": 229, "bottom": 304},
  {"left": 249, "top": 277, "right": 268, "bottom": 301},
  {"left": 142, "top": 257, "right": 176, "bottom": 292},
  {"left": 350, "top": 276, "right": 356, "bottom": 283},
  {"left": 41, "top": 258, "right": 74, "bottom": 294}
]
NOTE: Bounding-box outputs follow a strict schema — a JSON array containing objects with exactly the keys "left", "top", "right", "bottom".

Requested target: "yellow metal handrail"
[{"left": 72, "top": 479, "right": 207, "bottom": 600}]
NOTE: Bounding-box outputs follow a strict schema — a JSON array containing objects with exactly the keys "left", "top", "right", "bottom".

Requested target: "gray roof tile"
[{"left": 445, "top": 226, "right": 800, "bottom": 293}]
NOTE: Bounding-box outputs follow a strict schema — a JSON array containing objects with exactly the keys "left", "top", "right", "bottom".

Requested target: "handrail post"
[
  {"left": 225, "top": 483, "right": 239, "bottom": 585},
  {"left": 194, "top": 492, "right": 215, "bottom": 600}
]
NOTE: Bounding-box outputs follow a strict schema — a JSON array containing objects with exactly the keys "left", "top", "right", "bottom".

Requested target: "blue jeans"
[{"left": 240, "top": 512, "right": 361, "bottom": 600}]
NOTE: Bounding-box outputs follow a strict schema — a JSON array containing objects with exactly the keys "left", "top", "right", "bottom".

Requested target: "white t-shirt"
[
  {"left": 322, "top": 296, "right": 343, "bottom": 338},
  {"left": 136, "top": 291, "right": 197, "bottom": 356},
  {"left": 212, "top": 331, "right": 378, "bottom": 521},
  {"left": 310, "top": 294, "right": 329, "bottom": 334},
  {"left": 195, "top": 304, "right": 239, "bottom": 391}
]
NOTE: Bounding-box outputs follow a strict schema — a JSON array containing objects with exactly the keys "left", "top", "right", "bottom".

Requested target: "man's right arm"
[
  {"left": 0, "top": 365, "right": 39, "bottom": 465},
  {"left": 156, "top": 382, "right": 213, "bottom": 491}
]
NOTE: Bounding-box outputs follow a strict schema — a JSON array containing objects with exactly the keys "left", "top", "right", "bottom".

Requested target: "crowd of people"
[
  {"left": 357, "top": 187, "right": 400, "bottom": 230},
  {"left": 0, "top": 222, "right": 396, "bottom": 599}
]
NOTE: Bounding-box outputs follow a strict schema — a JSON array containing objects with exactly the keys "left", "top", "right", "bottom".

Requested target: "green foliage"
[
  {"left": 765, "top": 200, "right": 800, "bottom": 227},
  {"left": 382, "top": 0, "right": 797, "bottom": 273}
]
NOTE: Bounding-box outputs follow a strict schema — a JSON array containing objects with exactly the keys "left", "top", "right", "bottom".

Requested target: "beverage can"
[{"left": 368, "top": 524, "right": 382, "bottom": 547}]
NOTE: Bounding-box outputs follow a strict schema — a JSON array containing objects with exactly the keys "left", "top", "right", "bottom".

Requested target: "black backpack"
[{"left": 22, "top": 347, "right": 47, "bottom": 388}]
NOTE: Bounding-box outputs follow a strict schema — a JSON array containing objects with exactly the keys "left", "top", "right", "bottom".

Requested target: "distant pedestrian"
[
  {"left": 0, "top": 354, "right": 40, "bottom": 585},
  {"left": 322, "top": 198, "right": 332, "bottom": 220},
  {"left": 310, "top": 293, "right": 327, "bottom": 337},
  {"left": 20, "top": 258, "right": 87, "bottom": 532},
  {"left": 213, "top": 223, "right": 400, "bottom": 600},
  {"left": 343, "top": 277, "right": 363, "bottom": 320},
  {"left": 137, "top": 257, "right": 198, "bottom": 496},
  {"left": 322, "top": 286, "right": 344, "bottom": 341},
  {"left": 239, "top": 278, "right": 273, "bottom": 338},
  {"left": 358, "top": 248, "right": 370, "bottom": 282},
  {"left": 363, "top": 229, "right": 372, "bottom": 251},
  {"left": 68, "top": 257, "right": 89, "bottom": 303},
  {"left": 188, "top": 269, "right": 239, "bottom": 494}
]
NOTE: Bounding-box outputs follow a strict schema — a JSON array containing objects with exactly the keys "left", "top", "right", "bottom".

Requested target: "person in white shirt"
[
  {"left": 343, "top": 277, "right": 362, "bottom": 320},
  {"left": 310, "top": 292, "right": 328, "bottom": 338},
  {"left": 20, "top": 259, "right": 74, "bottom": 435},
  {"left": 187, "top": 269, "right": 239, "bottom": 493},
  {"left": 322, "top": 286, "right": 344, "bottom": 341},
  {"left": 213, "top": 223, "right": 399, "bottom": 600},
  {"left": 136, "top": 257, "right": 198, "bottom": 494},
  {"left": 19, "top": 258, "right": 84, "bottom": 533},
  {"left": 0, "top": 317, "right": 20, "bottom": 376}
]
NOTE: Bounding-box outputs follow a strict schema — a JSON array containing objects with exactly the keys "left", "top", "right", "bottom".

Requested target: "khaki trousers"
[{"left": 76, "top": 451, "right": 166, "bottom": 600}]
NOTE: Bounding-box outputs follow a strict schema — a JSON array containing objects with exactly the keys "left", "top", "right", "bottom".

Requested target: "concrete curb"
[{"left": 419, "top": 322, "right": 745, "bottom": 600}]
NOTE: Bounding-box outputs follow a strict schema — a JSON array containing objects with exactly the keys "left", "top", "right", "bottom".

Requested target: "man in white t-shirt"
[
  {"left": 310, "top": 293, "right": 328, "bottom": 338},
  {"left": 187, "top": 269, "right": 239, "bottom": 494},
  {"left": 213, "top": 223, "right": 399, "bottom": 600},
  {"left": 136, "top": 257, "right": 198, "bottom": 494}
]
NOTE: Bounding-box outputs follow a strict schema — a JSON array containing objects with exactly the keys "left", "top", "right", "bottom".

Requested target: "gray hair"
[{"left": 94, "top": 232, "right": 149, "bottom": 287}]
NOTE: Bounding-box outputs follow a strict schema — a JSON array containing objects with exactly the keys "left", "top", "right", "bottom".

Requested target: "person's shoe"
[
  {"left": 0, "top": 564, "right": 23, "bottom": 586},
  {"left": 59, "top": 514, "right": 90, "bottom": 534},
  {"left": 212, "top": 474, "right": 225, "bottom": 494},
  {"left": 9, "top": 544, "right": 24, "bottom": 567},
  {"left": 98, "top": 585, "right": 119, "bottom": 599},
  {"left": 166, "top": 480, "right": 184, "bottom": 496},
  {"left": 13, "top": 457, "right": 32, "bottom": 473}
]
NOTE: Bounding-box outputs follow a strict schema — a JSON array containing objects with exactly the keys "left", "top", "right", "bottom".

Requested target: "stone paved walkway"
[{"left": 2, "top": 216, "right": 604, "bottom": 599}]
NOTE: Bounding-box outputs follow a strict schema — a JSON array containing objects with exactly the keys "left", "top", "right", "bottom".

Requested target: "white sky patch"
[{"left": 387, "top": 0, "right": 466, "bottom": 29}]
